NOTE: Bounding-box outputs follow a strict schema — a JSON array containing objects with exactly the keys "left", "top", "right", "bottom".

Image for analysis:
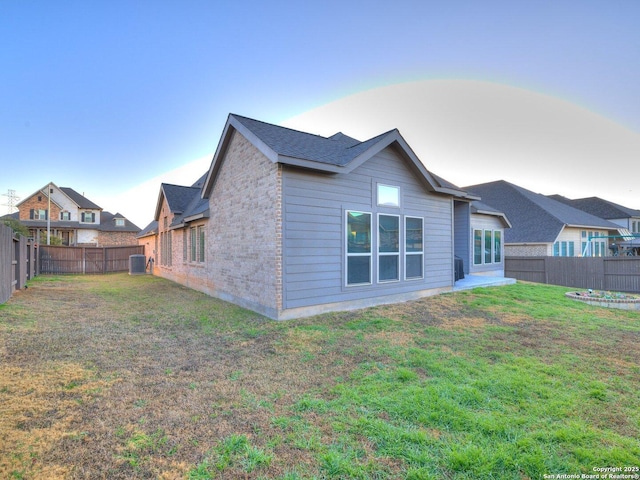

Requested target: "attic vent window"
[{"left": 377, "top": 184, "right": 400, "bottom": 208}]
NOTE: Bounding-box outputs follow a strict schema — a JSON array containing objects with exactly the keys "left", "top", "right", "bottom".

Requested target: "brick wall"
[
  {"left": 205, "top": 130, "right": 282, "bottom": 317},
  {"left": 96, "top": 231, "right": 139, "bottom": 246},
  {"left": 18, "top": 193, "right": 61, "bottom": 221}
]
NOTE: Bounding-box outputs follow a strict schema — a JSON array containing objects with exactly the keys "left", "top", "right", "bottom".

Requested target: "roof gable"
[{"left": 202, "top": 114, "right": 477, "bottom": 201}]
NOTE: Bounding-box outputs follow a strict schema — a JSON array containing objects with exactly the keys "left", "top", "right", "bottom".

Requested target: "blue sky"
[{"left": 2, "top": 1, "right": 639, "bottom": 227}]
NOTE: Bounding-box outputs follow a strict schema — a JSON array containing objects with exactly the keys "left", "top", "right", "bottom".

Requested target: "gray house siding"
[
  {"left": 454, "top": 202, "right": 471, "bottom": 274},
  {"left": 282, "top": 146, "right": 454, "bottom": 314},
  {"left": 469, "top": 214, "right": 505, "bottom": 275}
]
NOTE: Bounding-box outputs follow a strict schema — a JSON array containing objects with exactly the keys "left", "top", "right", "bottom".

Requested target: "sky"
[{"left": 1, "top": 1, "right": 639, "bottom": 228}]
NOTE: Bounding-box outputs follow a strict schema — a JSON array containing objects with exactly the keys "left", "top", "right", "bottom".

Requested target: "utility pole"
[
  {"left": 1, "top": 189, "right": 20, "bottom": 215},
  {"left": 47, "top": 183, "right": 52, "bottom": 245}
]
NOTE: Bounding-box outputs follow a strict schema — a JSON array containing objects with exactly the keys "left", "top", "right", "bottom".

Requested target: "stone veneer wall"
[
  {"left": 505, "top": 244, "right": 549, "bottom": 256},
  {"left": 96, "top": 231, "right": 139, "bottom": 246},
  {"left": 205, "top": 130, "right": 282, "bottom": 318}
]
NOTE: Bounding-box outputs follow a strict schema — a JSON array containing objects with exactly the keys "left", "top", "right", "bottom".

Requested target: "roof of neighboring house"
[
  {"left": 464, "top": 180, "right": 620, "bottom": 243},
  {"left": 202, "top": 114, "right": 478, "bottom": 201},
  {"left": 548, "top": 195, "right": 640, "bottom": 219},
  {"left": 99, "top": 211, "right": 140, "bottom": 232},
  {"left": 59, "top": 187, "right": 102, "bottom": 210}
]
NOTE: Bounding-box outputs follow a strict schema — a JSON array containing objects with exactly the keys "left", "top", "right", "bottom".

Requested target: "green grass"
[{"left": 1, "top": 274, "right": 638, "bottom": 478}]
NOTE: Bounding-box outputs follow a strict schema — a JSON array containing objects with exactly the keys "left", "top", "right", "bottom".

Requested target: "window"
[
  {"left": 189, "top": 226, "right": 205, "bottom": 263},
  {"left": 115, "top": 218, "right": 125, "bottom": 226},
  {"left": 484, "top": 230, "right": 493, "bottom": 264},
  {"left": 405, "top": 217, "right": 423, "bottom": 279},
  {"left": 183, "top": 230, "right": 188, "bottom": 262},
  {"left": 473, "top": 230, "right": 482, "bottom": 265},
  {"left": 553, "top": 241, "right": 575, "bottom": 257},
  {"left": 346, "top": 211, "right": 372, "bottom": 285},
  {"left": 475, "top": 229, "right": 502, "bottom": 264},
  {"left": 197, "top": 225, "right": 205, "bottom": 263},
  {"left": 190, "top": 227, "right": 197, "bottom": 262},
  {"left": 33, "top": 209, "right": 47, "bottom": 220},
  {"left": 377, "top": 184, "right": 400, "bottom": 207},
  {"left": 378, "top": 214, "right": 400, "bottom": 282},
  {"left": 81, "top": 212, "right": 95, "bottom": 223},
  {"left": 60, "top": 211, "right": 70, "bottom": 221}
]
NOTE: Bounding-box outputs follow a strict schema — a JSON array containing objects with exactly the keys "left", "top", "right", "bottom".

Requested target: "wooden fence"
[
  {"left": 39, "top": 245, "right": 144, "bottom": 274},
  {"left": 1, "top": 223, "right": 37, "bottom": 304},
  {"left": 505, "top": 256, "right": 640, "bottom": 292}
]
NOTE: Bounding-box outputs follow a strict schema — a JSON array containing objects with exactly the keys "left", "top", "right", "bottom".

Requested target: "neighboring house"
[
  {"left": 9, "top": 183, "right": 140, "bottom": 246},
  {"left": 465, "top": 180, "right": 623, "bottom": 257},
  {"left": 548, "top": 194, "right": 640, "bottom": 235},
  {"left": 140, "top": 113, "right": 511, "bottom": 320}
]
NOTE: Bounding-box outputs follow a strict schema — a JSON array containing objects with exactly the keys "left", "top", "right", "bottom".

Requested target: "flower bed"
[{"left": 565, "top": 290, "right": 640, "bottom": 311}]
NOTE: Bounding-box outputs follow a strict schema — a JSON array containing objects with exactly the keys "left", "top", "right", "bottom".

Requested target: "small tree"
[{"left": 2, "top": 217, "right": 30, "bottom": 237}]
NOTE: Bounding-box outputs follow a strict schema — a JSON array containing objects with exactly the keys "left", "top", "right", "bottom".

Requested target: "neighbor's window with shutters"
[
  {"left": 60, "top": 211, "right": 71, "bottom": 221},
  {"left": 81, "top": 211, "right": 95, "bottom": 223}
]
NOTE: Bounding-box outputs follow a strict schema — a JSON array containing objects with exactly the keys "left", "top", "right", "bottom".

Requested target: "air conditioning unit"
[{"left": 129, "top": 254, "right": 146, "bottom": 275}]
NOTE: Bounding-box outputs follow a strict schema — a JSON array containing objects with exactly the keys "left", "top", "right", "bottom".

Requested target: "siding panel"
[{"left": 282, "top": 147, "right": 454, "bottom": 310}]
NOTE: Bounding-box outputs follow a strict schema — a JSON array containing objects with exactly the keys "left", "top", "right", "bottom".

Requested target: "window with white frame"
[
  {"left": 346, "top": 211, "right": 372, "bottom": 285},
  {"left": 378, "top": 214, "right": 400, "bottom": 282},
  {"left": 553, "top": 241, "right": 575, "bottom": 257},
  {"left": 474, "top": 229, "right": 503, "bottom": 265},
  {"left": 405, "top": 216, "right": 423, "bottom": 279},
  {"left": 189, "top": 225, "right": 205, "bottom": 263},
  {"left": 60, "top": 211, "right": 71, "bottom": 221},
  {"left": 377, "top": 184, "right": 400, "bottom": 207},
  {"left": 115, "top": 218, "right": 125, "bottom": 226}
]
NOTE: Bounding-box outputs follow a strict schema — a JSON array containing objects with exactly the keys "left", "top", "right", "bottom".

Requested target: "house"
[
  {"left": 140, "top": 114, "right": 512, "bottom": 320},
  {"left": 9, "top": 183, "right": 140, "bottom": 246},
  {"left": 468, "top": 201, "right": 512, "bottom": 275},
  {"left": 464, "top": 180, "right": 623, "bottom": 257}
]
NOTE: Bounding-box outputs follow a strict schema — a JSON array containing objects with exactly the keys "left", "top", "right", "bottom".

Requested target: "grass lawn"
[{"left": 0, "top": 274, "right": 638, "bottom": 479}]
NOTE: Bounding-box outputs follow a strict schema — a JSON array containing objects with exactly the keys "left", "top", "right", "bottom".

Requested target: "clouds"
[{"left": 283, "top": 80, "right": 640, "bottom": 208}]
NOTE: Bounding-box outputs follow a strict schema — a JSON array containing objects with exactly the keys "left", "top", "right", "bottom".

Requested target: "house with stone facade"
[
  {"left": 139, "top": 114, "right": 513, "bottom": 319},
  {"left": 9, "top": 183, "right": 140, "bottom": 246},
  {"left": 464, "top": 180, "right": 623, "bottom": 257}
]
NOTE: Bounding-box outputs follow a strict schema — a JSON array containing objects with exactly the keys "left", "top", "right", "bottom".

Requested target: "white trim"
[
  {"left": 404, "top": 215, "right": 424, "bottom": 280},
  {"left": 345, "top": 210, "right": 372, "bottom": 287},
  {"left": 378, "top": 213, "right": 401, "bottom": 283}
]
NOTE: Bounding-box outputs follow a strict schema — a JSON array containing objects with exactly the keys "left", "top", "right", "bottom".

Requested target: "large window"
[
  {"left": 378, "top": 214, "right": 400, "bottom": 282},
  {"left": 553, "top": 241, "right": 575, "bottom": 257},
  {"left": 347, "top": 211, "right": 425, "bottom": 286},
  {"left": 474, "top": 229, "right": 502, "bottom": 265},
  {"left": 405, "top": 216, "right": 423, "bottom": 279},
  {"left": 346, "top": 211, "right": 372, "bottom": 285}
]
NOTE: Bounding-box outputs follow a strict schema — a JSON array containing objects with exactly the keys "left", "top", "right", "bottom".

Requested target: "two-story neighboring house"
[{"left": 10, "top": 182, "right": 140, "bottom": 246}]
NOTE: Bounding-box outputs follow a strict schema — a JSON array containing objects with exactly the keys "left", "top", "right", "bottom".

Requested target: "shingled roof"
[
  {"left": 548, "top": 195, "right": 640, "bottom": 219},
  {"left": 153, "top": 173, "right": 210, "bottom": 228},
  {"left": 464, "top": 180, "right": 620, "bottom": 243},
  {"left": 203, "top": 114, "right": 477, "bottom": 200}
]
